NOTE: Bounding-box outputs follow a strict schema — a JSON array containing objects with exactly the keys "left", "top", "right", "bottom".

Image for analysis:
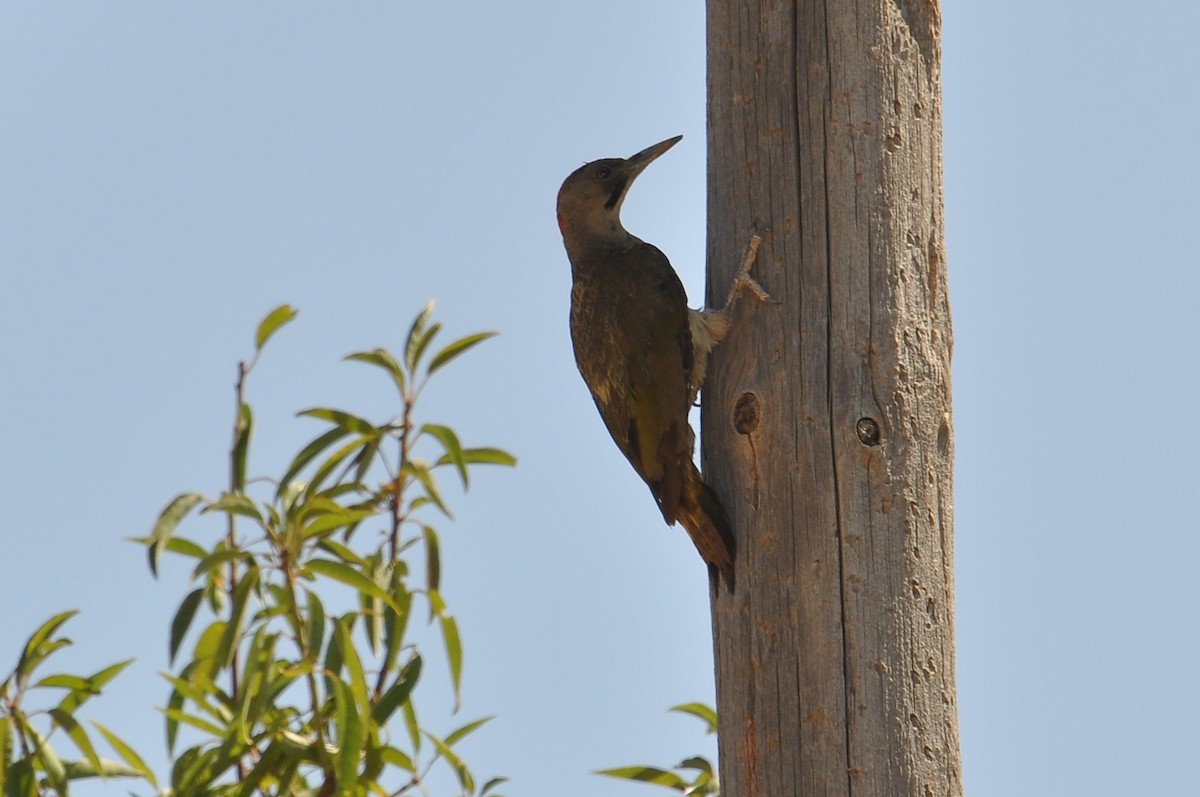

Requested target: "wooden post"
[{"left": 703, "top": 1, "right": 960, "bottom": 795}]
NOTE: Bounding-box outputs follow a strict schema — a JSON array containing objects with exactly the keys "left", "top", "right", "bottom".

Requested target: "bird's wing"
[{"left": 604, "top": 243, "right": 695, "bottom": 524}]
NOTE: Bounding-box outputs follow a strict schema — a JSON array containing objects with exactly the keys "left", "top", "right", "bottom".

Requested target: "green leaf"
[
  {"left": 298, "top": 407, "right": 378, "bottom": 435},
  {"left": 147, "top": 492, "right": 205, "bottom": 578},
  {"left": 278, "top": 426, "right": 352, "bottom": 500},
  {"left": 305, "top": 559, "right": 402, "bottom": 615},
  {"left": 429, "top": 591, "right": 463, "bottom": 711},
  {"left": 333, "top": 620, "right": 369, "bottom": 719},
  {"left": 193, "top": 620, "right": 228, "bottom": 681},
  {"left": 170, "top": 588, "right": 206, "bottom": 666},
  {"left": 162, "top": 708, "right": 225, "bottom": 738},
  {"left": 213, "top": 565, "right": 260, "bottom": 676},
  {"left": 424, "top": 730, "right": 473, "bottom": 794},
  {"left": 401, "top": 699, "right": 420, "bottom": 753},
  {"left": 444, "top": 715, "right": 493, "bottom": 746},
  {"left": 595, "top": 766, "right": 689, "bottom": 789},
  {"left": 427, "top": 331, "right": 497, "bottom": 376},
  {"left": 56, "top": 659, "right": 133, "bottom": 714},
  {"left": 670, "top": 702, "right": 719, "bottom": 735},
  {"left": 402, "top": 461, "right": 451, "bottom": 519},
  {"left": 677, "top": 756, "right": 713, "bottom": 774},
  {"left": 28, "top": 723, "right": 68, "bottom": 794},
  {"left": 345, "top": 348, "right": 406, "bottom": 396},
  {"left": 48, "top": 708, "right": 102, "bottom": 775},
  {"left": 304, "top": 589, "right": 327, "bottom": 663},
  {"left": 15, "top": 610, "right": 77, "bottom": 685},
  {"left": 331, "top": 679, "right": 362, "bottom": 790},
  {"left": 422, "top": 424, "right": 468, "bottom": 488},
  {"left": 91, "top": 722, "right": 156, "bottom": 787},
  {"left": 438, "top": 447, "right": 517, "bottom": 468},
  {"left": 202, "top": 493, "right": 265, "bottom": 525},
  {"left": 32, "top": 674, "right": 92, "bottom": 691},
  {"left": 381, "top": 579, "right": 412, "bottom": 676},
  {"left": 370, "top": 655, "right": 421, "bottom": 726},
  {"left": 60, "top": 757, "right": 144, "bottom": 780},
  {"left": 191, "top": 548, "right": 252, "bottom": 581},
  {"left": 255, "top": 304, "right": 297, "bottom": 351},
  {"left": 480, "top": 776, "right": 511, "bottom": 796},
  {"left": 6, "top": 756, "right": 36, "bottom": 797},
  {"left": 422, "top": 525, "right": 441, "bottom": 594},
  {"left": 404, "top": 300, "right": 436, "bottom": 373},
  {"left": 233, "top": 401, "right": 252, "bottom": 491},
  {"left": 379, "top": 745, "right": 415, "bottom": 774}
]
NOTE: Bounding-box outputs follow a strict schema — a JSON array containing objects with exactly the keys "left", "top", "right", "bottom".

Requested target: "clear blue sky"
[{"left": 2, "top": 3, "right": 1197, "bottom": 796}]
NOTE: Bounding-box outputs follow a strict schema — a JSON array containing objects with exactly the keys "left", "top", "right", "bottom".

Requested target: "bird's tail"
[{"left": 676, "top": 463, "right": 737, "bottom": 590}]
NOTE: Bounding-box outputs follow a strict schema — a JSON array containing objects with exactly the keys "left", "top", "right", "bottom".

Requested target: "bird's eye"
[{"left": 596, "top": 167, "right": 612, "bottom": 179}]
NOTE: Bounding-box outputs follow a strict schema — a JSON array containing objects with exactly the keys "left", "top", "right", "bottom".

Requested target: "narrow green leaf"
[
  {"left": 15, "top": 610, "right": 77, "bottom": 685},
  {"left": 193, "top": 620, "right": 228, "bottom": 681},
  {"left": 401, "top": 699, "right": 420, "bottom": 753},
  {"left": 437, "top": 447, "right": 517, "bottom": 468},
  {"left": 165, "top": 679, "right": 184, "bottom": 753},
  {"left": 424, "top": 730, "right": 473, "bottom": 794},
  {"left": 595, "top": 766, "right": 688, "bottom": 788},
  {"left": 345, "top": 348, "right": 406, "bottom": 396},
  {"left": 298, "top": 407, "right": 378, "bottom": 435},
  {"left": 147, "top": 493, "right": 205, "bottom": 578},
  {"left": 32, "top": 674, "right": 92, "bottom": 691},
  {"left": 677, "top": 756, "right": 714, "bottom": 774},
  {"left": 277, "top": 426, "right": 352, "bottom": 500},
  {"left": 48, "top": 708, "right": 102, "bottom": 774},
  {"left": 232, "top": 402, "right": 252, "bottom": 491},
  {"left": 403, "top": 301, "right": 436, "bottom": 373},
  {"left": 6, "top": 757, "right": 35, "bottom": 797},
  {"left": 304, "top": 589, "right": 326, "bottom": 663},
  {"left": 480, "top": 776, "right": 511, "bottom": 796},
  {"left": 381, "top": 578, "right": 412, "bottom": 675},
  {"left": 370, "top": 655, "right": 421, "bottom": 726},
  {"left": 191, "top": 548, "right": 252, "bottom": 581},
  {"left": 427, "top": 331, "right": 497, "bottom": 376},
  {"left": 213, "top": 565, "right": 260, "bottom": 676},
  {"left": 61, "top": 758, "right": 144, "bottom": 780},
  {"left": 422, "top": 424, "right": 468, "bottom": 488},
  {"left": 201, "top": 493, "right": 265, "bottom": 525},
  {"left": 316, "top": 538, "right": 366, "bottom": 567},
  {"left": 170, "top": 588, "right": 206, "bottom": 666},
  {"left": 91, "top": 722, "right": 156, "bottom": 787},
  {"left": 331, "top": 679, "right": 362, "bottom": 790},
  {"left": 402, "top": 461, "right": 451, "bottom": 519},
  {"left": 444, "top": 715, "right": 493, "bottom": 746},
  {"left": 305, "top": 559, "right": 402, "bottom": 615},
  {"left": 334, "top": 620, "right": 369, "bottom": 718},
  {"left": 162, "top": 708, "right": 225, "bottom": 738},
  {"left": 56, "top": 659, "right": 133, "bottom": 715},
  {"left": 379, "top": 745, "right": 415, "bottom": 773},
  {"left": 254, "top": 304, "right": 297, "bottom": 351},
  {"left": 429, "top": 592, "right": 463, "bottom": 711},
  {"left": 422, "top": 525, "right": 441, "bottom": 594},
  {"left": 669, "top": 702, "right": 719, "bottom": 735}
]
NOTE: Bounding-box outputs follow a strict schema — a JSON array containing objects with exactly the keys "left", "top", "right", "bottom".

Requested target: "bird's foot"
[{"left": 724, "top": 234, "right": 776, "bottom": 307}]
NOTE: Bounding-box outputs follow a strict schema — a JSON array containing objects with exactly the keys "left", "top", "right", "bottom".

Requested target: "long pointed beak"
[{"left": 626, "top": 135, "right": 683, "bottom": 178}]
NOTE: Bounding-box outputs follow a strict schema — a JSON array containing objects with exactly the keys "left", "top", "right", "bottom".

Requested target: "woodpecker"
[{"left": 557, "top": 135, "right": 766, "bottom": 589}]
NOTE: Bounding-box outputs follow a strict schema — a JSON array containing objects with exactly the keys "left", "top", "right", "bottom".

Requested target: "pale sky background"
[{"left": 2, "top": 3, "right": 1198, "bottom": 796}]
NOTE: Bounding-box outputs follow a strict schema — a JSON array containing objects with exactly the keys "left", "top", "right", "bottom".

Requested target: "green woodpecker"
[{"left": 557, "top": 135, "right": 765, "bottom": 588}]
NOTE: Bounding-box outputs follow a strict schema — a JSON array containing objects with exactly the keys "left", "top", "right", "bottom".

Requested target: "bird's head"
[{"left": 557, "top": 135, "right": 682, "bottom": 245}]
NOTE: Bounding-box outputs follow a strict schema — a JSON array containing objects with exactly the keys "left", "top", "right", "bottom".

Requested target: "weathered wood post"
[{"left": 704, "top": 1, "right": 960, "bottom": 794}]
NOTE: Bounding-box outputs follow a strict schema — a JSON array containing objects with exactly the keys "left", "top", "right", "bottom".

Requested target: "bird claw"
[{"left": 725, "top": 234, "right": 777, "bottom": 306}]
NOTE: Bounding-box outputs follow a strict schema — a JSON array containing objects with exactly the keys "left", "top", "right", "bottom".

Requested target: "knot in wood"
[
  {"left": 733, "top": 392, "right": 761, "bottom": 435},
  {"left": 856, "top": 417, "right": 881, "bottom": 446}
]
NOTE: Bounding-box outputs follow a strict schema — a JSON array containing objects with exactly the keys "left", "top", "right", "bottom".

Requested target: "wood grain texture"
[{"left": 703, "top": 1, "right": 960, "bottom": 795}]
